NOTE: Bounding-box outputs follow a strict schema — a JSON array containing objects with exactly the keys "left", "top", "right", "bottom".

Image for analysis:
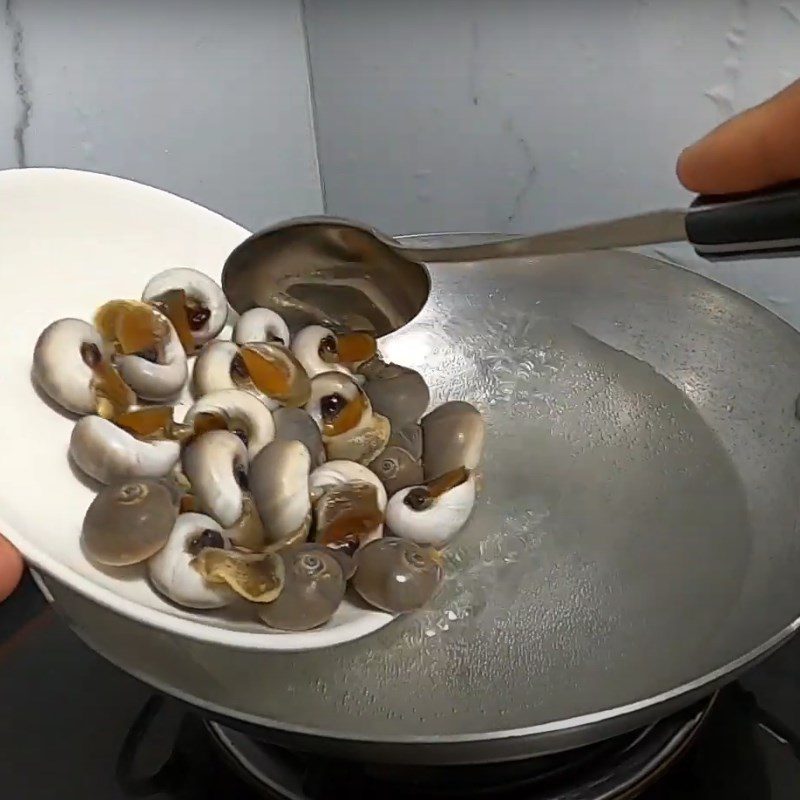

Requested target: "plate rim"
[{"left": 0, "top": 166, "right": 393, "bottom": 652}]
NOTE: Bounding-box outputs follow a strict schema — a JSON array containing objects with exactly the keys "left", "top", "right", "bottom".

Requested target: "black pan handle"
[{"left": 687, "top": 179, "right": 800, "bottom": 261}]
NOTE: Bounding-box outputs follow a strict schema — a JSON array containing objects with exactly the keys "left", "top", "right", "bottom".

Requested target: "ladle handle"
[
  {"left": 397, "top": 181, "right": 800, "bottom": 263},
  {"left": 397, "top": 209, "right": 687, "bottom": 264},
  {"left": 686, "top": 179, "right": 800, "bottom": 260}
]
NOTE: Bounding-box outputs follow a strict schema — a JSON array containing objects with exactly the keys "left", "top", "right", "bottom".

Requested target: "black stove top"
[{"left": 2, "top": 572, "right": 800, "bottom": 799}]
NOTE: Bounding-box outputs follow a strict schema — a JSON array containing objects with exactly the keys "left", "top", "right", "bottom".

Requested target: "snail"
[
  {"left": 184, "top": 389, "right": 275, "bottom": 459},
  {"left": 249, "top": 439, "right": 312, "bottom": 549},
  {"left": 181, "top": 430, "right": 266, "bottom": 550},
  {"left": 192, "top": 341, "right": 310, "bottom": 409},
  {"left": 233, "top": 308, "right": 290, "bottom": 347},
  {"left": 309, "top": 460, "right": 387, "bottom": 550},
  {"left": 81, "top": 479, "right": 177, "bottom": 566},
  {"left": 272, "top": 406, "right": 326, "bottom": 468},
  {"left": 359, "top": 357, "right": 430, "bottom": 429},
  {"left": 305, "top": 372, "right": 390, "bottom": 464},
  {"left": 70, "top": 415, "right": 181, "bottom": 485},
  {"left": 33, "top": 259, "right": 489, "bottom": 631},
  {"left": 32, "top": 318, "right": 135, "bottom": 417},
  {"left": 258, "top": 544, "right": 345, "bottom": 631},
  {"left": 389, "top": 422, "right": 423, "bottom": 460},
  {"left": 192, "top": 340, "right": 242, "bottom": 396},
  {"left": 192, "top": 547, "right": 285, "bottom": 603},
  {"left": 292, "top": 325, "right": 377, "bottom": 378},
  {"left": 352, "top": 538, "right": 443, "bottom": 613},
  {"left": 368, "top": 444, "right": 424, "bottom": 495},
  {"left": 147, "top": 513, "right": 236, "bottom": 609},
  {"left": 385, "top": 466, "right": 475, "bottom": 547},
  {"left": 421, "top": 401, "right": 484, "bottom": 481},
  {"left": 142, "top": 268, "right": 229, "bottom": 352},
  {"left": 94, "top": 300, "right": 188, "bottom": 401}
]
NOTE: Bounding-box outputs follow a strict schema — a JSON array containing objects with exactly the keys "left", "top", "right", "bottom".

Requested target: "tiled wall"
[
  {"left": 303, "top": 0, "right": 800, "bottom": 327},
  {"left": 3, "top": 1, "right": 800, "bottom": 326},
  {"left": 0, "top": 0, "right": 322, "bottom": 231}
]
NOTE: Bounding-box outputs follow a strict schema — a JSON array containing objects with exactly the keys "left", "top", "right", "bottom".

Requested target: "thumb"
[
  {"left": 0, "top": 534, "right": 24, "bottom": 602},
  {"left": 677, "top": 79, "right": 800, "bottom": 194}
]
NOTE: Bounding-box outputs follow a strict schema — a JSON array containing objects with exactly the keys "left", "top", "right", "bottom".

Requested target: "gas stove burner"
[{"left": 207, "top": 695, "right": 715, "bottom": 800}]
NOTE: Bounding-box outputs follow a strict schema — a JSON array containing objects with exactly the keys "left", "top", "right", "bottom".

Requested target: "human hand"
[
  {"left": 677, "top": 79, "right": 800, "bottom": 194},
  {"left": 0, "top": 534, "right": 24, "bottom": 602}
]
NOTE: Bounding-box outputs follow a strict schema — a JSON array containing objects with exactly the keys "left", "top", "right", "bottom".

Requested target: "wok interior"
[
  {"left": 6, "top": 174, "right": 799, "bottom": 754},
  {"left": 53, "top": 247, "right": 800, "bottom": 752},
  {"left": 237, "top": 249, "right": 800, "bottom": 733}
]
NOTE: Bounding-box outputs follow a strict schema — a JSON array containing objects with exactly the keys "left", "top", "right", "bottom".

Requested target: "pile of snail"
[{"left": 31, "top": 267, "right": 484, "bottom": 632}]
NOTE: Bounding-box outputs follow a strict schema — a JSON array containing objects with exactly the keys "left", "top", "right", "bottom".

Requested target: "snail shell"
[
  {"left": 291, "top": 325, "right": 350, "bottom": 378},
  {"left": 181, "top": 429, "right": 249, "bottom": 528},
  {"left": 94, "top": 301, "right": 188, "bottom": 401},
  {"left": 32, "top": 318, "right": 135, "bottom": 417},
  {"left": 305, "top": 372, "right": 390, "bottom": 464},
  {"left": 258, "top": 545, "right": 345, "bottom": 631},
  {"left": 272, "top": 406, "right": 326, "bottom": 468},
  {"left": 70, "top": 415, "right": 181, "bottom": 484},
  {"left": 309, "top": 460, "right": 387, "bottom": 549},
  {"left": 192, "top": 340, "right": 243, "bottom": 398},
  {"left": 233, "top": 308, "right": 290, "bottom": 347},
  {"left": 352, "top": 538, "right": 443, "bottom": 614},
  {"left": 385, "top": 467, "right": 475, "bottom": 547},
  {"left": 368, "top": 444, "right": 424, "bottom": 495},
  {"left": 421, "top": 401, "right": 485, "bottom": 481},
  {"left": 185, "top": 389, "right": 275, "bottom": 459},
  {"left": 360, "top": 358, "right": 430, "bottom": 429},
  {"left": 249, "top": 439, "right": 312, "bottom": 548},
  {"left": 82, "top": 479, "right": 177, "bottom": 566},
  {"left": 147, "top": 513, "right": 236, "bottom": 609},
  {"left": 142, "top": 267, "right": 228, "bottom": 348}
]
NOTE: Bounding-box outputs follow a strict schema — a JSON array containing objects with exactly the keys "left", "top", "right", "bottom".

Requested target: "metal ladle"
[
  {"left": 220, "top": 212, "right": 687, "bottom": 337},
  {"left": 222, "top": 182, "right": 800, "bottom": 336}
]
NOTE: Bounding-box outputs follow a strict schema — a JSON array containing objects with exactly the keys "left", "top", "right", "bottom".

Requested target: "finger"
[
  {"left": 677, "top": 79, "right": 800, "bottom": 194},
  {"left": 0, "top": 534, "right": 24, "bottom": 602}
]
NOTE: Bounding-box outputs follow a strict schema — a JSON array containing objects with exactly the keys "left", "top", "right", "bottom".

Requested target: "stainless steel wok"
[{"left": 39, "top": 233, "right": 800, "bottom": 764}]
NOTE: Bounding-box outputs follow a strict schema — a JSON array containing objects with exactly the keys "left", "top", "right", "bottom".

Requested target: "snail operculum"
[
  {"left": 314, "top": 480, "right": 385, "bottom": 549},
  {"left": 114, "top": 405, "right": 190, "bottom": 441},
  {"left": 94, "top": 299, "right": 171, "bottom": 362},
  {"left": 403, "top": 466, "right": 470, "bottom": 511},
  {"left": 147, "top": 512, "right": 236, "bottom": 610},
  {"left": 147, "top": 287, "right": 200, "bottom": 354},
  {"left": 192, "top": 547, "right": 285, "bottom": 603},
  {"left": 237, "top": 342, "right": 311, "bottom": 407},
  {"left": 322, "top": 330, "right": 377, "bottom": 368}
]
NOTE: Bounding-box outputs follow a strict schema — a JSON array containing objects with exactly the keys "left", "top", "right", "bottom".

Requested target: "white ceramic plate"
[{"left": 0, "top": 167, "right": 393, "bottom": 651}]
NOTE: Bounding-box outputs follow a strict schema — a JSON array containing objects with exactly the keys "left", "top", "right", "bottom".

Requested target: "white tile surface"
[
  {"left": 304, "top": 0, "right": 800, "bottom": 235},
  {"left": 0, "top": 0, "right": 322, "bottom": 229}
]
